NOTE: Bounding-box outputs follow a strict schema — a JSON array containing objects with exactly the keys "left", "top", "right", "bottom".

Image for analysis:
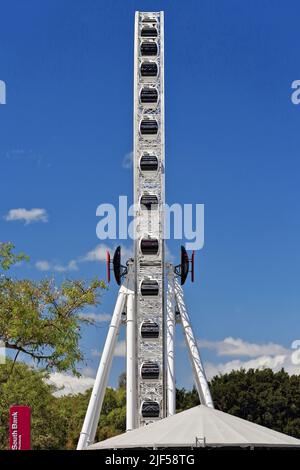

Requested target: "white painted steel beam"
[
  {"left": 166, "top": 269, "right": 176, "bottom": 416},
  {"left": 174, "top": 278, "right": 214, "bottom": 409},
  {"left": 77, "top": 280, "right": 128, "bottom": 449},
  {"left": 126, "top": 273, "right": 136, "bottom": 430}
]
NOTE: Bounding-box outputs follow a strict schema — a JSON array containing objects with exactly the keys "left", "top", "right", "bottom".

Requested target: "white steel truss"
[
  {"left": 77, "top": 263, "right": 134, "bottom": 450},
  {"left": 173, "top": 274, "right": 214, "bottom": 409},
  {"left": 133, "top": 11, "right": 166, "bottom": 426},
  {"left": 77, "top": 11, "right": 213, "bottom": 450},
  {"left": 77, "top": 264, "right": 213, "bottom": 449}
]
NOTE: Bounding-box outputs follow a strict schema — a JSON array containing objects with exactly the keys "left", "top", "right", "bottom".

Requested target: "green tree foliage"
[
  {"left": 0, "top": 362, "right": 127, "bottom": 450},
  {"left": 0, "top": 360, "right": 67, "bottom": 449},
  {"left": 57, "top": 368, "right": 300, "bottom": 448},
  {"left": 118, "top": 372, "right": 126, "bottom": 389},
  {"left": 176, "top": 386, "right": 199, "bottom": 412},
  {"left": 0, "top": 242, "right": 28, "bottom": 271},
  {"left": 210, "top": 368, "right": 300, "bottom": 438},
  {"left": 1, "top": 245, "right": 299, "bottom": 447},
  {"left": 1, "top": 364, "right": 300, "bottom": 449},
  {"left": 55, "top": 389, "right": 92, "bottom": 449},
  {"left": 96, "top": 387, "right": 126, "bottom": 441},
  {"left": 57, "top": 382, "right": 127, "bottom": 448},
  {"left": 0, "top": 242, "right": 106, "bottom": 374},
  {"left": 175, "top": 369, "right": 300, "bottom": 439}
]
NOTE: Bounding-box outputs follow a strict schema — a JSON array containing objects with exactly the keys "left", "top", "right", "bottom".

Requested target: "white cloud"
[
  {"left": 35, "top": 260, "right": 51, "bottom": 271},
  {"left": 52, "top": 260, "right": 79, "bottom": 272},
  {"left": 81, "top": 312, "right": 112, "bottom": 323},
  {"left": 120, "top": 245, "right": 133, "bottom": 260},
  {"left": 114, "top": 340, "right": 126, "bottom": 357},
  {"left": 81, "top": 366, "right": 96, "bottom": 377},
  {"left": 122, "top": 151, "right": 133, "bottom": 169},
  {"left": 165, "top": 244, "right": 175, "bottom": 263},
  {"left": 92, "top": 340, "right": 126, "bottom": 358},
  {"left": 35, "top": 259, "right": 78, "bottom": 272},
  {"left": 81, "top": 244, "right": 110, "bottom": 262},
  {"left": 0, "top": 340, "right": 6, "bottom": 365},
  {"left": 5, "top": 208, "right": 48, "bottom": 224},
  {"left": 198, "top": 337, "right": 288, "bottom": 358},
  {"left": 81, "top": 244, "right": 133, "bottom": 264},
  {"left": 46, "top": 372, "right": 95, "bottom": 397},
  {"left": 34, "top": 243, "right": 132, "bottom": 274},
  {"left": 190, "top": 336, "right": 300, "bottom": 380},
  {"left": 91, "top": 349, "right": 101, "bottom": 357},
  {"left": 204, "top": 353, "right": 300, "bottom": 381}
]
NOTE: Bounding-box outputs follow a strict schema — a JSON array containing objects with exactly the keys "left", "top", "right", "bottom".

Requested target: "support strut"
[
  {"left": 77, "top": 276, "right": 130, "bottom": 449},
  {"left": 174, "top": 277, "right": 214, "bottom": 409}
]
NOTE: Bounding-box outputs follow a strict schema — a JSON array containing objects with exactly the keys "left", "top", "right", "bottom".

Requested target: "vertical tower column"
[{"left": 133, "top": 11, "right": 166, "bottom": 426}]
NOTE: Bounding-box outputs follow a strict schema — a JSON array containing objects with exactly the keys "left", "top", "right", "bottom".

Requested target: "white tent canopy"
[{"left": 88, "top": 405, "right": 300, "bottom": 449}]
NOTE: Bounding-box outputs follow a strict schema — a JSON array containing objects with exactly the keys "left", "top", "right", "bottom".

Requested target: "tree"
[
  {"left": 95, "top": 386, "right": 126, "bottom": 441},
  {"left": 0, "top": 242, "right": 106, "bottom": 374},
  {"left": 118, "top": 372, "right": 126, "bottom": 389},
  {"left": 176, "top": 386, "right": 199, "bottom": 412},
  {"left": 0, "top": 242, "right": 28, "bottom": 271},
  {"left": 0, "top": 360, "right": 67, "bottom": 450},
  {"left": 2, "top": 366, "right": 299, "bottom": 450},
  {"left": 55, "top": 389, "right": 92, "bottom": 449},
  {"left": 58, "top": 369, "right": 300, "bottom": 449},
  {"left": 177, "top": 369, "right": 300, "bottom": 439},
  {"left": 55, "top": 382, "right": 127, "bottom": 449},
  {"left": 210, "top": 368, "right": 300, "bottom": 438}
]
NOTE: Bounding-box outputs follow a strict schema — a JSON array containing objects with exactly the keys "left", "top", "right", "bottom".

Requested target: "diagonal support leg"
[
  {"left": 126, "top": 271, "right": 136, "bottom": 431},
  {"left": 174, "top": 278, "right": 214, "bottom": 408},
  {"left": 77, "top": 280, "right": 128, "bottom": 450},
  {"left": 166, "top": 270, "right": 176, "bottom": 416}
]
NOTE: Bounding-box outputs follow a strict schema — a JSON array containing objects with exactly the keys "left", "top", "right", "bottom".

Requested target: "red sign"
[{"left": 9, "top": 406, "right": 31, "bottom": 450}]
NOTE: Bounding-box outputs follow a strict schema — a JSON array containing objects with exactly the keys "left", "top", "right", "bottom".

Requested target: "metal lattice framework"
[
  {"left": 133, "top": 11, "right": 165, "bottom": 427},
  {"left": 77, "top": 11, "right": 213, "bottom": 451}
]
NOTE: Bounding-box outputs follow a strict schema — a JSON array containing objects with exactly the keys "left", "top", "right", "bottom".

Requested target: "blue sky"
[{"left": 1, "top": 0, "right": 300, "bottom": 393}]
